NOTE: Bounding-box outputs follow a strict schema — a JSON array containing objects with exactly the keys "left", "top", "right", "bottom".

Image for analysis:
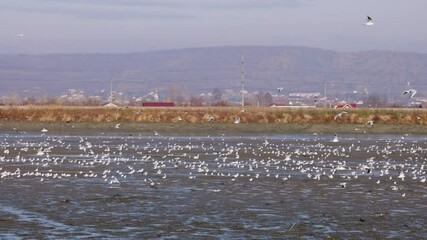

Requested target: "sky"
[{"left": 1, "top": 0, "right": 426, "bottom": 54}]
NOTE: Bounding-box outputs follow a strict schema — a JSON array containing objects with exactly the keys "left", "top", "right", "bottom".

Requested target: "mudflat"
[
  {"left": 1, "top": 121, "right": 427, "bottom": 135},
  {"left": 0, "top": 131, "right": 426, "bottom": 239}
]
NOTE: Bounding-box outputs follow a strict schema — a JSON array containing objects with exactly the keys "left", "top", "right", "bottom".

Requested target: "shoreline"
[
  {"left": 1, "top": 121, "right": 426, "bottom": 135},
  {"left": 1, "top": 106, "right": 426, "bottom": 135}
]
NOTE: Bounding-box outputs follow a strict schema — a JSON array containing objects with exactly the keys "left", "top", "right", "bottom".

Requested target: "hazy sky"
[{"left": 1, "top": 0, "right": 426, "bottom": 54}]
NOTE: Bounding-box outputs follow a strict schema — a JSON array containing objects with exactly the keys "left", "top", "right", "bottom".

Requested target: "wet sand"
[{"left": 0, "top": 131, "right": 426, "bottom": 239}]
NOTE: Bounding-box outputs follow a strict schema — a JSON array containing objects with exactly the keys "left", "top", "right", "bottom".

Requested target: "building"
[
  {"left": 334, "top": 103, "right": 357, "bottom": 109},
  {"left": 268, "top": 103, "right": 287, "bottom": 108},
  {"left": 142, "top": 102, "right": 175, "bottom": 107}
]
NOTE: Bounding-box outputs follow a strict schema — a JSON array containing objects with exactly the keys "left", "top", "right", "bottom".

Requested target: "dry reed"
[{"left": 0, "top": 106, "right": 426, "bottom": 125}]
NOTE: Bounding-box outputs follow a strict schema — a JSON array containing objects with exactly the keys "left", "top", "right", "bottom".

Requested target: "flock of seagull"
[
  {"left": 1, "top": 15, "right": 425, "bottom": 203},
  {"left": 0, "top": 129, "right": 425, "bottom": 199}
]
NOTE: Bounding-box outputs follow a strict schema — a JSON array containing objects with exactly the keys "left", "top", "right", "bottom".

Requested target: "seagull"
[
  {"left": 277, "top": 87, "right": 283, "bottom": 93},
  {"left": 403, "top": 89, "right": 417, "bottom": 99},
  {"left": 154, "top": 130, "right": 160, "bottom": 136},
  {"left": 36, "top": 148, "right": 45, "bottom": 156},
  {"left": 397, "top": 169, "right": 405, "bottom": 180},
  {"left": 207, "top": 115, "right": 215, "bottom": 123},
  {"left": 41, "top": 128, "right": 48, "bottom": 133},
  {"left": 115, "top": 123, "right": 120, "bottom": 129},
  {"left": 234, "top": 116, "right": 241, "bottom": 124},
  {"left": 332, "top": 133, "right": 339, "bottom": 142},
  {"left": 365, "top": 16, "right": 374, "bottom": 26},
  {"left": 334, "top": 111, "right": 348, "bottom": 121}
]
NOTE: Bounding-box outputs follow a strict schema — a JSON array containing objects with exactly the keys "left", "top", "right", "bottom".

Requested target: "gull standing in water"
[{"left": 332, "top": 133, "right": 339, "bottom": 142}]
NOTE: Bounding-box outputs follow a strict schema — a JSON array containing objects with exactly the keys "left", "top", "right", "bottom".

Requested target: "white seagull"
[
  {"left": 332, "top": 133, "right": 339, "bottom": 142},
  {"left": 207, "top": 115, "right": 215, "bottom": 123},
  {"left": 365, "top": 16, "right": 374, "bottom": 26},
  {"left": 234, "top": 116, "right": 241, "bottom": 124},
  {"left": 41, "top": 128, "right": 48, "bottom": 133},
  {"left": 366, "top": 120, "right": 374, "bottom": 126},
  {"left": 277, "top": 87, "right": 283, "bottom": 93},
  {"left": 403, "top": 89, "right": 417, "bottom": 99},
  {"left": 334, "top": 111, "right": 348, "bottom": 121}
]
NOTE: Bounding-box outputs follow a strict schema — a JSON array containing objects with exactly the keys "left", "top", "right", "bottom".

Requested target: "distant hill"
[{"left": 1, "top": 46, "right": 427, "bottom": 98}]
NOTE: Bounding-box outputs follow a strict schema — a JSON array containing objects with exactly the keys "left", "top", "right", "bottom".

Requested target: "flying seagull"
[
  {"left": 403, "top": 89, "right": 417, "bottom": 98},
  {"left": 365, "top": 16, "right": 374, "bottom": 26},
  {"left": 277, "top": 87, "right": 283, "bottom": 93},
  {"left": 334, "top": 111, "right": 348, "bottom": 121}
]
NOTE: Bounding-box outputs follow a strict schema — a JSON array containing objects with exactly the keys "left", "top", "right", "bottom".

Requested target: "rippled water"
[{"left": 0, "top": 131, "right": 426, "bottom": 239}]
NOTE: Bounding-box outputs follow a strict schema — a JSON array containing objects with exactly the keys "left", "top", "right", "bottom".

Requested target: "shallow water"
[{"left": 0, "top": 131, "right": 426, "bottom": 239}]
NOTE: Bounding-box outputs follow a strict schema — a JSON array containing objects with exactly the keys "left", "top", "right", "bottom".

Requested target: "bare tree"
[
  {"left": 167, "top": 84, "right": 187, "bottom": 103},
  {"left": 190, "top": 96, "right": 204, "bottom": 106},
  {"left": 212, "top": 88, "right": 223, "bottom": 104},
  {"left": 253, "top": 91, "right": 274, "bottom": 106},
  {"left": 263, "top": 92, "right": 274, "bottom": 105},
  {"left": 364, "top": 93, "right": 388, "bottom": 108},
  {"left": 4, "top": 92, "right": 20, "bottom": 106}
]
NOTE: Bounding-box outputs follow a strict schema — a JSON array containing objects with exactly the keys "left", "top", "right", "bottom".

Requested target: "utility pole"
[
  {"left": 109, "top": 78, "right": 114, "bottom": 104},
  {"left": 241, "top": 55, "right": 245, "bottom": 107},
  {"left": 323, "top": 78, "right": 327, "bottom": 108}
]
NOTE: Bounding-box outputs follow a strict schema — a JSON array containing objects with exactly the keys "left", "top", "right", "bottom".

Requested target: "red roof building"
[
  {"left": 142, "top": 102, "right": 175, "bottom": 107},
  {"left": 334, "top": 103, "right": 357, "bottom": 109}
]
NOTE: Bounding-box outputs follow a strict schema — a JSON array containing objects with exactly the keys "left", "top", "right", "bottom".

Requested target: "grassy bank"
[{"left": 0, "top": 106, "right": 426, "bottom": 134}]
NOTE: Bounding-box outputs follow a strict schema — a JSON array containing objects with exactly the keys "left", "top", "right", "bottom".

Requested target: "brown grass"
[{"left": 1, "top": 106, "right": 427, "bottom": 125}]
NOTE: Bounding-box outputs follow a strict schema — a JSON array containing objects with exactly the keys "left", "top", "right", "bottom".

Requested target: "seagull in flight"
[
  {"left": 334, "top": 111, "right": 348, "bottom": 121},
  {"left": 403, "top": 89, "right": 417, "bottom": 98},
  {"left": 277, "top": 87, "right": 283, "bottom": 93},
  {"left": 365, "top": 16, "right": 374, "bottom": 26}
]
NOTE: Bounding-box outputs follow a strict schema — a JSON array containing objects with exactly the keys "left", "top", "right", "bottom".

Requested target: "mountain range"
[{"left": 1, "top": 46, "right": 426, "bottom": 98}]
